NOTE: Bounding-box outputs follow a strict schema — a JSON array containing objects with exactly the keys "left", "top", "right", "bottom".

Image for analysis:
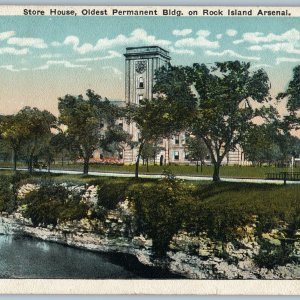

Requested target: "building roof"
[{"left": 124, "top": 45, "right": 171, "bottom": 60}]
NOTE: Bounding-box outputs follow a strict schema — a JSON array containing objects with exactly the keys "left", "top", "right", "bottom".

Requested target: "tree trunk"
[
  {"left": 61, "top": 154, "right": 64, "bottom": 167},
  {"left": 200, "top": 161, "right": 203, "bottom": 173},
  {"left": 213, "top": 162, "right": 221, "bottom": 182},
  {"left": 83, "top": 156, "right": 89, "bottom": 175},
  {"left": 28, "top": 155, "right": 33, "bottom": 174},
  {"left": 12, "top": 149, "right": 17, "bottom": 172},
  {"left": 135, "top": 142, "right": 144, "bottom": 179},
  {"left": 196, "top": 160, "right": 199, "bottom": 172},
  {"left": 146, "top": 158, "right": 149, "bottom": 172}
]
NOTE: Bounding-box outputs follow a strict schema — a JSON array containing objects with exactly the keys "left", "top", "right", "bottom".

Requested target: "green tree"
[
  {"left": 242, "top": 125, "right": 281, "bottom": 166},
  {"left": 140, "top": 141, "right": 165, "bottom": 171},
  {"left": 18, "top": 107, "right": 57, "bottom": 173},
  {"left": 185, "top": 135, "right": 209, "bottom": 172},
  {"left": 277, "top": 65, "right": 300, "bottom": 118},
  {"left": 0, "top": 112, "right": 33, "bottom": 171},
  {"left": 126, "top": 97, "right": 187, "bottom": 178},
  {"left": 155, "top": 61, "right": 271, "bottom": 181},
  {"left": 59, "top": 89, "right": 127, "bottom": 174}
]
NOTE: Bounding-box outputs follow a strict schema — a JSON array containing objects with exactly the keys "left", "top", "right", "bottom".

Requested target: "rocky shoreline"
[
  {"left": 1, "top": 209, "right": 300, "bottom": 279},
  {"left": 0, "top": 182, "right": 299, "bottom": 279}
]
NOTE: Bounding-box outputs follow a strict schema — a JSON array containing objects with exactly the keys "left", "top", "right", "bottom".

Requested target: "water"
[{"left": 0, "top": 235, "right": 182, "bottom": 279}]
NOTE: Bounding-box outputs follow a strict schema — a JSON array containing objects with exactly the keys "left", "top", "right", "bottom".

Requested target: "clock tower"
[{"left": 124, "top": 46, "right": 171, "bottom": 105}]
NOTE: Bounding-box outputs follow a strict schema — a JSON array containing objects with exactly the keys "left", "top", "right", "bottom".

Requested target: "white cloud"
[
  {"left": 196, "top": 30, "right": 211, "bottom": 37},
  {"left": 51, "top": 41, "right": 61, "bottom": 47},
  {"left": 205, "top": 49, "right": 261, "bottom": 61},
  {"left": 172, "top": 29, "right": 192, "bottom": 36},
  {"left": 76, "top": 50, "right": 122, "bottom": 62},
  {"left": 35, "top": 60, "right": 87, "bottom": 70},
  {"left": 0, "top": 64, "right": 28, "bottom": 72},
  {"left": 0, "top": 65, "right": 18, "bottom": 72},
  {"left": 276, "top": 57, "right": 300, "bottom": 65},
  {"left": 0, "top": 31, "right": 15, "bottom": 40},
  {"left": 216, "top": 34, "right": 223, "bottom": 40},
  {"left": 169, "top": 46, "right": 194, "bottom": 55},
  {"left": 62, "top": 29, "right": 171, "bottom": 54},
  {"left": 0, "top": 47, "right": 28, "bottom": 55},
  {"left": 175, "top": 33, "right": 219, "bottom": 49},
  {"left": 7, "top": 37, "right": 47, "bottom": 49},
  {"left": 40, "top": 53, "right": 62, "bottom": 59},
  {"left": 249, "top": 63, "right": 272, "bottom": 69},
  {"left": 248, "top": 42, "right": 300, "bottom": 55},
  {"left": 226, "top": 29, "right": 238, "bottom": 37},
  {"left": 234, "top": 28, "right": 300, "bottom": 44}
]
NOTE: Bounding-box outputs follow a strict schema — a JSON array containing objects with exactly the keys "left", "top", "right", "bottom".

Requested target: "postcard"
[{"left": 0, "top": 5, "right": 300, "bottom": 295}]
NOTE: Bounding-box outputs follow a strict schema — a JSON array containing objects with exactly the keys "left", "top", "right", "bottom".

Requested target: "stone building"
[
  {"left": 94, "top": 45, "right": 248, "bottom": 166},
  {"left": 121, "top": 45, "right": 248, "bottom": 166}
]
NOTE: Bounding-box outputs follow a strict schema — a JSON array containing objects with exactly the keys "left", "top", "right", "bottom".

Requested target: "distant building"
[{"left": 95, "top": 46, "right": 249, "bottom": 166}]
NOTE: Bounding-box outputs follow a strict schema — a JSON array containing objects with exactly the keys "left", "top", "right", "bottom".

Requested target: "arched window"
[{"left": 138, "top": 77, "right": 144, "bottom": 88}]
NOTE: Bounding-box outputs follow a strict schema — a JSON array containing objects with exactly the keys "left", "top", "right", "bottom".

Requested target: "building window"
[
  {"left": 184, "top": 152, "right": 189, "bottom": 160},
  {"left": 138, "top": 77, "right": 144, "bottom": 88},
  {"left": 118, "top": 122, "right": 123, "bottom": 128},
  {"left": 100, "top": 153, "right": 104, "bottom": 159},
  {"left": 175, "top": 135, "right": 180, "bottom": 145},
  {"left": 174, "top": 151, "right": 179, "bottom": 160},
  {"left": 137, "top": 94, "right": 143, "bottom": 104}
]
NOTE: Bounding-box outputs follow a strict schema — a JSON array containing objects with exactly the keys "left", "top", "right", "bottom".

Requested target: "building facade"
[
  {"left": 121, "top": 46, "right": 248, "bottom": 166},
  {"left": 93, "top": 46, "right": 248, "bottom": 166}
]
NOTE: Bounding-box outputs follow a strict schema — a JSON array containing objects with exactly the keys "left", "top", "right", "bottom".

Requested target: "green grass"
[{"left": 0, "top": 161, "right": 294, "bottom": 179}]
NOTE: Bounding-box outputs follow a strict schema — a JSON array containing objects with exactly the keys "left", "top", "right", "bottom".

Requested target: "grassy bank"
[
  {"left": 0, "top": 171, "right": 299, "bottom": 261},
  {"left": 0, "top": 161, "right": 294, "bottom": 179}
]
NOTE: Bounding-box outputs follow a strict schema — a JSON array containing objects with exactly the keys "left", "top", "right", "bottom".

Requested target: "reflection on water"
[{"left": 0, "top": 235, "right": 182, "bottom": 279}]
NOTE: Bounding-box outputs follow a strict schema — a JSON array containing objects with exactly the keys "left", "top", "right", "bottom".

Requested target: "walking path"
[{"left": 1, "top": 167, "right": 299, "bottom": 185}]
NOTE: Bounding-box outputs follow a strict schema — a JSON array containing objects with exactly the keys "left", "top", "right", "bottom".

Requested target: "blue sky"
[{"left": 1, "top": 16, "right": 300, "bottom": 114}]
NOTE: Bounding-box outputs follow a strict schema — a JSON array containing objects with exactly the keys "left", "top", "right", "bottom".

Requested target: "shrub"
[
  {"left": 24, "top": 183, "right": 88, "bottom": 227},
  {"left": 128, "top": 172, "right": 193, "bottom": 256},
  {"left": 254, "top": 238, "right": 295, "bottom": 269},
  {"left": 0, "top": 175, "right": 16, "bottom": 213},
  {"left": 97, "top": 179, "right": 131, "bottom": 210}
]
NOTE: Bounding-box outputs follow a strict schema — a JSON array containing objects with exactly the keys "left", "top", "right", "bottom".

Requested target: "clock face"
[{"left": 135, "top": 60, "right": 147, "bottom": 74}]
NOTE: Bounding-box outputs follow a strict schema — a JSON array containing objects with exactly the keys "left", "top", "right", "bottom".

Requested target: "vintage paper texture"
[{"left": 0, "top": 5, "right": 300, "bottom": 295}]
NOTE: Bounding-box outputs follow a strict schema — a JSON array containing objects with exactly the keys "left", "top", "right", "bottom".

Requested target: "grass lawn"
[{"left": 0, "top": 161, "right": 294, "bottom": 179}]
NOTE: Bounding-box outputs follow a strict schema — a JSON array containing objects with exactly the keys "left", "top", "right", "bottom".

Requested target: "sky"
[{"left": 1, "top": 16, "right": 300, "bottom": 115}]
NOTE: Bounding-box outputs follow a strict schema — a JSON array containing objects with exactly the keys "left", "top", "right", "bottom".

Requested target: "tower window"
[
  {"left": 175, "top": 135, "right": 180, "bottom": 145},
  {"left": 138, "top": 77, "right": 144, "bottom": 88},
  {"left": 137, "top": 94, "right": 143, "bottom": 103}
]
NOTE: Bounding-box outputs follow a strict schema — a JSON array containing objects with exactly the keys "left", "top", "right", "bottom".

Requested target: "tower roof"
[{"left": 124, "top": 45, "right": 171, "bottom": 60}]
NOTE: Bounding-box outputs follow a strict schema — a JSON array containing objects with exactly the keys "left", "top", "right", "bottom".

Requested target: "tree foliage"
[
  {"left": 155, "top": 61, "right": 271, "bottom": 181},
  {"left": 58, "top": 89, "right": 127, "bottom": 174}
]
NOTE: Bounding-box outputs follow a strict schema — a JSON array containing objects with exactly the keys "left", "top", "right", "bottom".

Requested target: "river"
[{"left": 0, "top": 235, "right": 181, "bottom": 279}]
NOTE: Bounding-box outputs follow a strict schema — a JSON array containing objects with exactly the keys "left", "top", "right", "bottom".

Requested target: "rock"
[{"left": 198, "top": 249, "right": 211, "bottom": 257}]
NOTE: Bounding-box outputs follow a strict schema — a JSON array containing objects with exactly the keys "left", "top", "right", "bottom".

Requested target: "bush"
[
  {"left": 97, "top": 179, "right": 131, "bottom": 210},
  {"left": 0, "top": 175, "right": 16, "bottom": 213},
  {"left": 128, "top": 172, "right": 193, "bottom": 256},
  {"left": 24, "top": 183, "right": 88, "bottom": 227},
  {"left": 254, "top": 238, "right": 295, "bottom": 269}
]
